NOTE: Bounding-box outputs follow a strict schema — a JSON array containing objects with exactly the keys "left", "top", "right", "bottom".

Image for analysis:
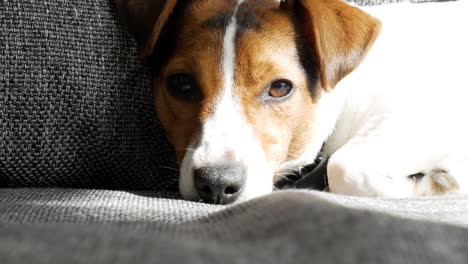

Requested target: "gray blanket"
[{"left": 1, "top": 189, "right": 468, "bottom": 263}]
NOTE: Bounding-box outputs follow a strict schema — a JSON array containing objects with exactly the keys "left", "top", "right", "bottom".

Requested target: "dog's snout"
[{"left": 194, "top": 165, "right": 246, "bottom": 204}]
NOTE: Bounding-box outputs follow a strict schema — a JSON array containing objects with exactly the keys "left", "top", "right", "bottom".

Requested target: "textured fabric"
[
  {"left": 0, "top": 1, "right": 178, "bottom": 190},
  {"left": 0, "top": 189, "right": 468, "bottom": 263},
  {"left": 1, "top": 188, "right": 468, "bottom": 226}
]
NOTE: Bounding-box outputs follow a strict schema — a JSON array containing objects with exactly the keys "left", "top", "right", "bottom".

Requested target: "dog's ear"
[
  {"left": 115, "top": 0, "right": 179, "bottom": 59},
  {"left": 281, "top": 0, "right": 381, "bottom": 91}
]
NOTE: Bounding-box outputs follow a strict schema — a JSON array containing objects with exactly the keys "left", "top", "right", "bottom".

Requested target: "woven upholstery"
[
  {"left": 1, "top": 189, "right": 468, "bottom": 264},
  {"left": 0, "top": 1, "right": 178, "bottom": 191},
  {"left": 1, "top": 189, "right": 467, "bottom": 226}
]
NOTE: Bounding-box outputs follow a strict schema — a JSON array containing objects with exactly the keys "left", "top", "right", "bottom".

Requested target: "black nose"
[{"left": 193, "top": 165, "right": 246, "bottom": 204}]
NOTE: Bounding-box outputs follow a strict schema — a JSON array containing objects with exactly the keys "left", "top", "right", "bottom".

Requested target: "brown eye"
[
  {"left": 166, "top": 73, "right": 201, "bottom": 101},
  {"left": 267, "top": 80, "right": 294, "bottom": 99}
]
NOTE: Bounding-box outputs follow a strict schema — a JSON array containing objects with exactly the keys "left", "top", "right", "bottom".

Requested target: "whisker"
[
  {"left": 274, "top": 174, "right": 295, "bottom": 182},
  {"left": 174, "top": 147, "right": 196, "bottom": 152},
  {"left": 155, "top": 166, "right": 180, "bottom": 172},
  {"left": 164, "top": 159, "right": 179, "bottom": 165},
  {"left": 258, "top": 48, "right": 292, "bottom": 78},
  {"left": 259, "top": 53, "right": 274, "bottom": 78},
  {"left": 274, "top": 172, "right": 294, "bottom": 176}
]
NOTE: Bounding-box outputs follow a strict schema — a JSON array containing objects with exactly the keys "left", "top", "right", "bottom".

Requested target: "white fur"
[
  {"left": 181, "top": 1, "right": 468, "bottom": 201},
  {"left": 278, "top": 87, "right": 347, "bottom": 173},
  {"left": 179, "top": 0, "right": 272, "bottom": 202},
  {"left": 323, "top": 1, "right": 468, "bottom": 197}
]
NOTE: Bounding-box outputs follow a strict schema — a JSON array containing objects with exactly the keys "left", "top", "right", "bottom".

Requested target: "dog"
[{"left": 116, "top": 0, "right": 468, "bottom": 204}]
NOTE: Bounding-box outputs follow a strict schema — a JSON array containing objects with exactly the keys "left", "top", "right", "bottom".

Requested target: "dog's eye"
[
  {"left": 267, "top": 80, "right": 294, "bottom": 99},
  {"left": 166, "top": 73, "right": 201, "bottom": 101}
]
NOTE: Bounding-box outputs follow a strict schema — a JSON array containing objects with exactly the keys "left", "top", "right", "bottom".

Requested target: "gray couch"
[{"left": 1, "top": 1, "right": 467, "bottom": 263}]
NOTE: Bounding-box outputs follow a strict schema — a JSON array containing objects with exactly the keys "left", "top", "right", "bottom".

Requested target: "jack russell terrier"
[{"left": 116, "top": 0, "right": 468, "bottom": 204}]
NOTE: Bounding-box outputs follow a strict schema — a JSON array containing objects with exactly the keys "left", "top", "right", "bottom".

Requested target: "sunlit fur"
[
  {"left": 155, "top": 0, "right": 328, "bottom": 202},
  {"left": 118, "top": 0, "right": 468, "bottom": 202}
]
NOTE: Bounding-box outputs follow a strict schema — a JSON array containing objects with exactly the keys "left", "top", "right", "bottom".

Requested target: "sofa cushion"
[
  {"left": 0, "top": 189, "right": 467, "bottom": 263},
  {"left": 1, "top": 188, "right": 467, "bottom": 226},
  {"left": 0, "top": 1, "right": 178, "bottom": 190}
]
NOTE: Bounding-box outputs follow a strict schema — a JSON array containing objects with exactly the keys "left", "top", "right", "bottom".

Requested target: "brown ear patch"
[
  {"left": 115, "top": 0, "right": 188, "bottom": 61},
  {"left": 295, "top": 0, "right": 381, "bottom": 90},
  {"left": 143, "top": 0, "right": 179, "bottom": 58}
]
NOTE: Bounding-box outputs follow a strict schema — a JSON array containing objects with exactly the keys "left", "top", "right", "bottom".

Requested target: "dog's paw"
[{"left": 413, "top": 169, "right": 459, "bottom": 196}]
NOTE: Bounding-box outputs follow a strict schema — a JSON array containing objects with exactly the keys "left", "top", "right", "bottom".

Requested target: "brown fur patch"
[
  {"left": 234, "top": 7, "right": 318, "bottom": 168},
  {"left": 291, "top": 0, "right": 381, "bottom": 90},
  {"left": 430, "top": 169, "right": 459, "bottom": 194},
  {"left": 123, "top": 0, "right": 381, "bottom": 172}
]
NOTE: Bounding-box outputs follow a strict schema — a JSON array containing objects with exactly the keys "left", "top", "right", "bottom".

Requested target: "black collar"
[{"left": 275, "top": 152, "right": 329, "bottom": 191}]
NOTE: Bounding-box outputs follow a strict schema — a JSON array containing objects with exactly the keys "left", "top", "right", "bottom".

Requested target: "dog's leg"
[
  {"left": 414, "top": 154, "right": 468, "bottom": 196},
  {"left": 326, "top": 116, "right": 467, "bottom": 198},
  {"left": 412, "top": 169, "right": 459, "bottom": 196}
]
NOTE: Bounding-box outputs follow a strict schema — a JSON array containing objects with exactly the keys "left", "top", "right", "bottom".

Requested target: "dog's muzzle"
[{"left": 194, "top": 165, "right": 246, "bottom": 204}]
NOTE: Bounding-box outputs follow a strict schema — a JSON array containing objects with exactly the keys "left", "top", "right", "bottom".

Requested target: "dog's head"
[{"left": 116, "top": 0, "right": 380, "bottom": 204}]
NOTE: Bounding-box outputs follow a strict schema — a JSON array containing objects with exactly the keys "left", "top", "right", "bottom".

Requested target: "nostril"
[{"left": 224, "top": 186, "right": 238, "bottom": 195}]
